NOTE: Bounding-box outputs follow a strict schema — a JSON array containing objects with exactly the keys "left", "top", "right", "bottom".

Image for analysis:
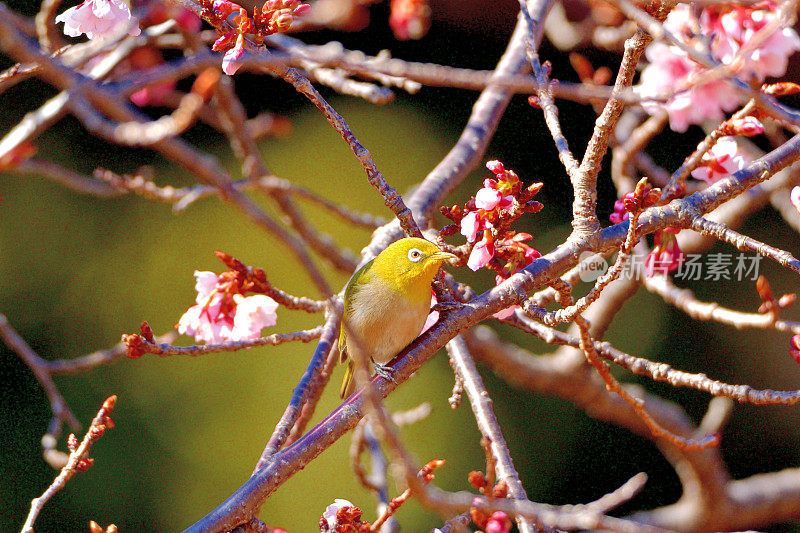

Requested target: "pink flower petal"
[
  {"left": 193, "top": 271, "right": 220, "bottom": 303},
  {"left": 222, "top": 40, "right": 246, "bottom": 75},
  {"left": 467, "top": 237, "right": 494, "bottom": 271},
  {"left": 790, "top": 186, "right": 800, "bottom": 215},
  {"left": 459, "top": 211, "right": 480, "bottom": 243},
  {"left": 475, "top": 187, "right": 502, "bottom": 210},
  {"left": 322, "top": 499, "right": 355, "bottom": 529},
  {"left": 56, "top": 0, "right": 140, "bottom": 41},
  {"left": 231, "top": 295, "right": 278, "bottom": 340}
]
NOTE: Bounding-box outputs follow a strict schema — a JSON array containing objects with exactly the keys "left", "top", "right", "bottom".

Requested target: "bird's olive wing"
[{"left": 338, "top": 259, "right": 375, "bottom": 364}]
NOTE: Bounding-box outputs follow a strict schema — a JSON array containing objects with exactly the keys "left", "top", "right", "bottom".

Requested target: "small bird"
[{"left": 339, "top": 237, "right": 456, "bottom": 398}]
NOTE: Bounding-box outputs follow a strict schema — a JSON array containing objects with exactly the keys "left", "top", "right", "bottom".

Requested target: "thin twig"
[
  {"left": 0, "top": 314, "right": 80, "bottom": 430},
  {"left": 446, "top": 335, "right": 536, "bottom": 533},
  {"left": 22, "top": 395, "right": 117, "bottom": 533},
  {"left": 123, "top": 327, "right": 323, "bottom": 358}
]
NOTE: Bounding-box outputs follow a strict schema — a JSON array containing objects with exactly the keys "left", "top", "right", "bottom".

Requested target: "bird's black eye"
[{"left": 408, "top": 248, "right": 423, "bottom": 262}]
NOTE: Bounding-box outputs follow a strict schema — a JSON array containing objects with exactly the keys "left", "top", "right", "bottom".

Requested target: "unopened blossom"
[
  {"left": 726, "top": 116, "right": 764, "bottom": 136},
  {"left": 176, "top": 271, "right": 278, "bottom": 344},
  {"left": 467, "top": 235, "right": 495, "bottom": 271},
  {"left": 610, "top": 194, "right": 633, "bottom": 224},
  {"left": 56, "top": 0, "right": 140, "bottom": 40},
  {"left": 790, "top": 186, "right": 800, "bottom": 215},
  {"left": 485, "top": 511, "right": 512, "bottom": 533},
  {"left": 690, "top": 137, "right": 751, "bottom": 183},
  {"left": 475, "top": 179, "right": 514, "bottom": 211},
  {"left": 389, "top": 0, "right": 430, "bottom": 40},
  {"left": 645, "top": 228, "right": 684, "bottom": 277},
  {"left": 460, "top": 211, "right": 482, "bottom": 243},
  {"left": 492, "top": 237, "right": 540, "bottom": 319},
  {"left": 638, "top": 3, "right": 800, "bottom": 132},
  {"left": 790, "top": 334, "right": 800, "bottom": 363}
]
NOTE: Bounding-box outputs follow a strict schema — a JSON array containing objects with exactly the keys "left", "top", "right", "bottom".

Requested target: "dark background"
[{"left": 2, "top": 0, "right": 800, "bottom": 531}]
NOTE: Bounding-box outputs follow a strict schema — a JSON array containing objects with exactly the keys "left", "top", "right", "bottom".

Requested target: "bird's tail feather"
[{"left": 339, "top": 359, "right": 355, "bottom": 399}]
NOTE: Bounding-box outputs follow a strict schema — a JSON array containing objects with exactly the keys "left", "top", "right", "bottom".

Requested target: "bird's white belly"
[{"left": 347, "top": 282, "right": 430, "bottom": 365}]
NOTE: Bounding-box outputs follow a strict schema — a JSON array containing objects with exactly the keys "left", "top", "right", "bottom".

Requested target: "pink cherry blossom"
[
  {"left": 467, "top": 236, "right": 495, "bottom": 271},
  {"left": 638, "top": 3, "right": 799, "bottom": 132},
  {"left": 645, "top": 229, "right": 684, "bottom": 277},
  {"left": 389, "top": 0, "right": 430, "bottom": 40},
  {"left": 790, "top": 186, "right": 800, "bottom": 215},
  {"left": 56, "top": 0, "right": 140, "bottom": 41},
  {"left": 130, "top": 82, "right": 173, "bottom": 107},
  {"left": 176, "top": 271, "right": 278, "bottom": 344},
  {"left": 475, "top": 186, "right": 503, "bottom": 210},
  {"left": 174, "top": 8, "right": 202, "bottom": 32},
  {"left": 221, "top": 35, "right": 247, "bottom": 75},
  {"left": 193, "top": 271, "right": 220, "bottom": 304},
  {"left": 690, "top": 137, "right": 751, "bottom": 183},
  {"left": 230, "top": 294, "right": 279, "bottom": 339},
  {"left": 711, "top": 4, "right": 800, "bottom": 79},
  {"left": 460, "top": 211, "right": 481, "bottom": 243},
  {"left": 638, "top": 42, "right": 740, "bottom": 132}
]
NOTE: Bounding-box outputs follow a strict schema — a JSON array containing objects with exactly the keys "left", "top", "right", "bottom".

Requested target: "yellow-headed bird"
[{"left": 339, "top": 238, "right": 456, "bottom": 398}]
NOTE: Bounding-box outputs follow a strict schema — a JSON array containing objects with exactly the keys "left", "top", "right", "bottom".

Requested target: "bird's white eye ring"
[{"left": 408, "top": 248, "right": 423, "bottom": 262}]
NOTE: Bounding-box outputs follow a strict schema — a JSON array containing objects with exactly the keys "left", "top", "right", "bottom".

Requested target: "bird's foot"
[{"left": 373, "top": 362, "right": 397, "bottom": 383}]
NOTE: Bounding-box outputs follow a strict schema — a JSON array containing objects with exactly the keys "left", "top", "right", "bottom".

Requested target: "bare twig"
[
  {"left": 446, "top": 335, "right": 536, "bottom": 533},
  {"left": 123, "top": 326, "right": 323, "bottom": 359},
  {"left": 22, "top": 395, "right": 117, "bottom": 533}
]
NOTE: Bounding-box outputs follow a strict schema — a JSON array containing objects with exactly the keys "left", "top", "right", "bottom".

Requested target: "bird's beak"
[{"left": 430, "top": 250, "right": 458, "bottom": 265}]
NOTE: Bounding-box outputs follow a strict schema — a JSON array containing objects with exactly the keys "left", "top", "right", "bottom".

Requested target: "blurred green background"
[{"left": 2, "top": 1, "right": 800, "bottom": 531}]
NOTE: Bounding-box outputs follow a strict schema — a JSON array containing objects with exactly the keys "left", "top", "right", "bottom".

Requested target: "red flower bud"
[{"left": 762, "top": 82, "right": 800, "bottom": 96}]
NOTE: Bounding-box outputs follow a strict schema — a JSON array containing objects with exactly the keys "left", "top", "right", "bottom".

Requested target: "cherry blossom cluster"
[
  {"left": 175, "top": 252, "right": 279, "bottom": 344},
  {"left": 206, "top": 0, "right": 311, "bottom": 75},
  {"left": 461, "top": 470, "right": 513, "bottom": 533},
  {"left": 441, "top": 160, "right": 543, "bottom": 273},
  {"left": 55, "top": 0, "right": 140, "bottom": 41},
  {"left": 320, "top": 459, "right": 445, "bottom": 531},
  {"left": 608, "top": 181, "right": 685, "bottom": 277},
  {"left": 638, "top": 1, "right": 800, "bottom": 131},
  {"left": 690, "top": 136, "right": 755, "bottom": 183},
  {"left": 319, "top": 499, "right": 364, "bottom": 532}
]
